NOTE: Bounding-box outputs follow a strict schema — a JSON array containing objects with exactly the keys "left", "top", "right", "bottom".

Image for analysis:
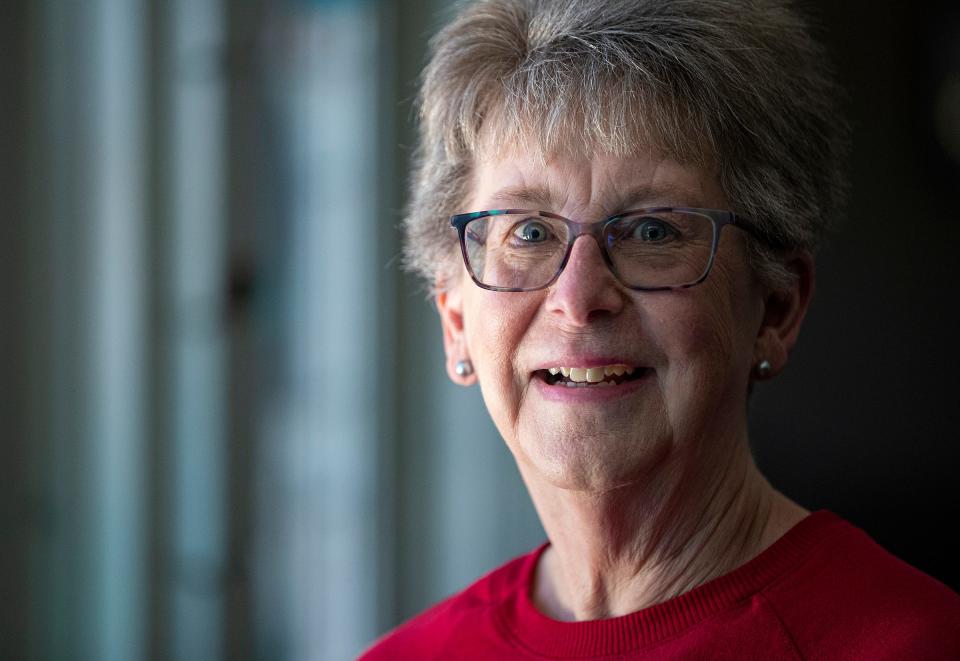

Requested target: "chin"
[{"left": 517, "top": 427, "right": 674, "bottom": 493}]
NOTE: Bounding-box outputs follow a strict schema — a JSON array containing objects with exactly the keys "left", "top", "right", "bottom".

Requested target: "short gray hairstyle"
[{"left": 403, "top": 0, "right": 848, "bottom": 294}]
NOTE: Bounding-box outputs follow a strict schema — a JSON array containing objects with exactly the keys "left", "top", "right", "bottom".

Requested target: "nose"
[{"left": 545, "top": 235, "right": 625, "bottom": 325}]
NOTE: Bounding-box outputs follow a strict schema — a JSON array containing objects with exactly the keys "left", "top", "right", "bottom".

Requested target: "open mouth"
[{"left": 534, "top": 365, "right": 648, "bottom": 388}]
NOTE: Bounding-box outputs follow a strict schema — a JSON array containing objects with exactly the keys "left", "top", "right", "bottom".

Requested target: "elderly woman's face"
[{"left": 439, "top": 151, "right": 773, "bottom": 492}]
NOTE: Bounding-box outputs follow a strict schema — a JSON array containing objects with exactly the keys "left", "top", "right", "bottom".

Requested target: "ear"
[
  {"left": 436, "top": 281, "right": 477, "bottom": 386},
  {"left": 753, "top": 252, "right": 815, "bottom": 380}
]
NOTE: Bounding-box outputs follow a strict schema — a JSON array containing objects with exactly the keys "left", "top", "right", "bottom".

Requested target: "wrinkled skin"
[{"left": 436, "top": 151, "right": 814, "bottom": 619}]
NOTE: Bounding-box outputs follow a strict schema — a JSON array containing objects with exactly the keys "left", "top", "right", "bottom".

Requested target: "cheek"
[
  {"left": 647, "top": 272, "right": 760, "bottom": 405},
  {"left": 647, "top": 295, "right": 735, "bottom": 370},
  {"left": 463, "top": 290, "right": 539, "bottom": 412}
]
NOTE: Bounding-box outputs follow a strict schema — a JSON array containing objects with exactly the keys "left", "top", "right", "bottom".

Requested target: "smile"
[{"left": 535, "top": 365, "right": 647, "bottom": 388}]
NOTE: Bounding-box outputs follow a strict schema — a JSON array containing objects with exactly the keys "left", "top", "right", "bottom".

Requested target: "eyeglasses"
[{"left": 450, "top": 207, "right": 760, "bottom": 292}]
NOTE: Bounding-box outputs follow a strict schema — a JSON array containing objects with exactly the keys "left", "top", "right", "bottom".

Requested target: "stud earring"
[
  {"left": 757, "top": 359, "right": 772, "bottom": 378},
  {"left": 455, "top": 359, "right": 474, "bottom": 377}
]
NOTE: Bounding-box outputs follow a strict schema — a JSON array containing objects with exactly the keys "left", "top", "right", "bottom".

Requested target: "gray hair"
[{"left": 403, "top": 0, "right": 848, "bottom": 294}]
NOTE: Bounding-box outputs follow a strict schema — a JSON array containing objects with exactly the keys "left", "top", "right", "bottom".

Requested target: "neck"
[{"left": 523, "top": 441, "right": 808, "bottom": 621}]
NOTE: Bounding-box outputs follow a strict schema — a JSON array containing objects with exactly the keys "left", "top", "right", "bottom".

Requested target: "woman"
[{"left": 363, "top": 0, "right": 960, "bottom": 658}]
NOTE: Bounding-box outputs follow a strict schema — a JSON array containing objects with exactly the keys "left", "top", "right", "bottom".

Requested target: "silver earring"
[
  {"left": 455, "top": 359, "right": 474, "bottom": 377},
  {"left": 757, "top": 359, "right": 772, "bottom": 378}
]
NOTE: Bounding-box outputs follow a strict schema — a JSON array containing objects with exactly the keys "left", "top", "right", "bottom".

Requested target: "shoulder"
[
  {"left": 761, "top": 516, "right": 960, "bottom": 659},
  {"left": 358, "top": 545, "right": 542, "bottom": 660}
]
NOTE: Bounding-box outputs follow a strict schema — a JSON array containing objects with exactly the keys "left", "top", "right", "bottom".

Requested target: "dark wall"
[
  {"left": 0, "top": 2, "right": 29, "bottom": 660},
  {"left": 752, "top": 1, "right": 960, "bottom": 592}
]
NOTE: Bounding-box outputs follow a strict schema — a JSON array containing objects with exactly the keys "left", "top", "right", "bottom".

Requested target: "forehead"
[{"left": 468, "top": 150, "right": 727, "bottom": 215}]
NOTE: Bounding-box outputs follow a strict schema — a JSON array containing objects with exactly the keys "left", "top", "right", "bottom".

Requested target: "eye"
[
  {"left": 513, "top": 219, "right": 551, "bottom": 243},
  {"left": 633, "top": 218, "right": 676, "bottom": 242}
]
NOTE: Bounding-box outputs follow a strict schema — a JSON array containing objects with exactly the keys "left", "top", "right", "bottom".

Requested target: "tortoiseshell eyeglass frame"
[{"left": 449, "top": 207, "right": 763, "bottom": 293}]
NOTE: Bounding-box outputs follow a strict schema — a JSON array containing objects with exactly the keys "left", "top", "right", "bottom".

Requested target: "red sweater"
[{"left": 360, "top": 510, "right": 960, "bottom": 659}]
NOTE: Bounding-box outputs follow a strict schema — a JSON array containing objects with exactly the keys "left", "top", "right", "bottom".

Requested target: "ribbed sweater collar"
[{"left": 496, "top": 509, "right": 850, "bottom": 657}]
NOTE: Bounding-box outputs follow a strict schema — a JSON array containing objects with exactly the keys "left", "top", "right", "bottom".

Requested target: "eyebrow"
[
  {"left": 486, "top": 182, "right": 704, "bottom": 211},
  {"left": 487, "top": 184, "right": 555, "bottom": 208}
]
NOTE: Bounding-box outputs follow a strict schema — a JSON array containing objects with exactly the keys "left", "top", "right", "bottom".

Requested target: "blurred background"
[{"left": 0, "top": 1, "right": 957, "bottom": 660}]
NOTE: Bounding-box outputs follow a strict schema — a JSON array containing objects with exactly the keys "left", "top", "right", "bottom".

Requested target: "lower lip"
[{"left": 532, "top": 370, "right": 652, "bottom": 402}]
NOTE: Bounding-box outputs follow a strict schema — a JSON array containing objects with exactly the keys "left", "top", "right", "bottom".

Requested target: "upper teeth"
[{"left": 547, "top": 365, "right": 634, "bottom": 383}]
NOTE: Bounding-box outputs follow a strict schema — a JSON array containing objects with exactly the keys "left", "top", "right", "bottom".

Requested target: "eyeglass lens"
[{"left": 463, "top": 211, "right": 717, "bottom": 290}]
